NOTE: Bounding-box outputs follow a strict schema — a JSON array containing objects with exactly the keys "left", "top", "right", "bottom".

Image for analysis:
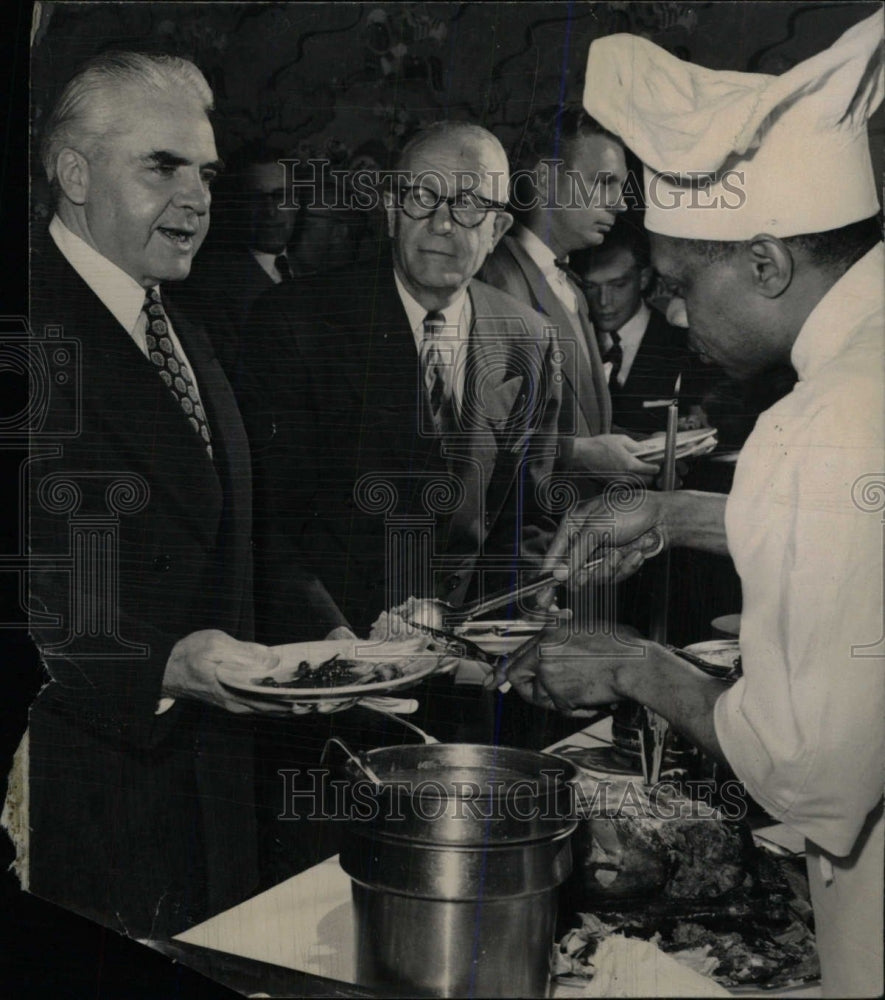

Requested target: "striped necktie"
[
  {"left": 422, "top": 310, "right": 450, "bottom": 429},
  {"left": 143, "top": 286, "right": 213, "bottom": 458}
]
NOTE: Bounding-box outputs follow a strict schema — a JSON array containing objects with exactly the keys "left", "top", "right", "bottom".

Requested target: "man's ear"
[
  {"left": 382, "top": 190, "right": 396, "bottom": 240},
  {"left": 489, "top": 210, "right": 513, "bottom": 250},
  {"left": 746, "top": 234, "right": 793, "bottom": 298},
  {"left": 534, "top": 159, "right": 552, "bottom": 210},
  {"left": 55, "top": 148, "right": 90, "bottom": 206},
  {"left": 639, "top": 265, "right": 653, "bottom": 294}
]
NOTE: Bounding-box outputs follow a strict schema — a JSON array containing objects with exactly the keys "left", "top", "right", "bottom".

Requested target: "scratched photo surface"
[{"left": 2, "top": 3, "right": 882, "bottom": 997}]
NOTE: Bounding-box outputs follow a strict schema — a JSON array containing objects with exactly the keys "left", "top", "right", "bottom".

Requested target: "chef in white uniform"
[{"left": 510, "top": 12, "right": 885, "bottom": 997}]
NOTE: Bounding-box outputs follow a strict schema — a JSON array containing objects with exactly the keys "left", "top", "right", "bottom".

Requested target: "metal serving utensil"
[
  {"left": 321, "top": 737, "right": 384, "bottom": 786},
  {"left": 417, "top": 555, "right": 607, "bottom": 631}
]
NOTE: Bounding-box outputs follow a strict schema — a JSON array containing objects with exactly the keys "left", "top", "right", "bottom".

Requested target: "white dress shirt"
[
  {"left": 394, "top": 271, "right": 471, "bottom": 414},
  {"left": 49, "top": 215, "right": 205, "bottom": 398},
  {"left": 514, "top": 225, "right": 578, "bottom": 314},
  {"left": 598, "top": 302, "right": 651, "bottom": 387}
]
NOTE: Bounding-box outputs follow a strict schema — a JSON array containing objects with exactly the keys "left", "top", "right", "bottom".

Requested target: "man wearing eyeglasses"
[{"left": 241, "top": 121, "right": 562, "bottom": 738}]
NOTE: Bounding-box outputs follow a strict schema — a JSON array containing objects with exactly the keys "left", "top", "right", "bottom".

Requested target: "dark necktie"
[
  {"left": 554, "top": 257, "right": 586, "bottom": 289},
  {"left": 275, "top": 253, "right": 293, "bottom": 281},
  {"left": 603, "top": 330, "right": 623, "bottom": 388},
  {"left": 422, "top": 310, "right": 450, "bottom": 429},
  {"left": 142, "top": 287, "right": 213, "bottom": 458}
]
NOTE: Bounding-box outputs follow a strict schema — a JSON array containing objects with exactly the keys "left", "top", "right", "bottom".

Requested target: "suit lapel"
[
  {"left": 34, "top": 242, "right": 224, "bottom": 544},
  {"left": 501, "top": 234, "right": 609, "bottom": 436}
]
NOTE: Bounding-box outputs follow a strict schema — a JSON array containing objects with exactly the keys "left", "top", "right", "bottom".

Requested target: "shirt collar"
[
  {"left": 606, "top": 301, "right": 651, "bottom": 350},
  {"left": 49, "top": 215, "right": 152, "bottom": 336},
  {"left": 791, "top": 243, "right": 884, "bottom": 380},
  {"left": 514, "top": 224, "right": 561, "bottom": 274},
  {"left": 393, "top": 270, "right": 470, "bottom": 337},
  {"left": 250, "top": 247, "right": 287, "bottom": 283}
]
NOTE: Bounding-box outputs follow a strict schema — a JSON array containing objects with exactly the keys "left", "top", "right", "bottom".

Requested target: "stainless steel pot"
[{"left": 338, "top": 743, "right": 579, "bottom": 998}]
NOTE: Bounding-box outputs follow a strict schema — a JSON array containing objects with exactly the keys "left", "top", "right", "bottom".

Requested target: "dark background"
[{"left": 2, "top": 3, "right": 881, "bottom": 997}]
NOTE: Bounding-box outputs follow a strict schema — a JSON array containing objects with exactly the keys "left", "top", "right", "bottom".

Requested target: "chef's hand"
[
  {"left": 542, "top": 490, "right": 669, "bottom": 593},
  {"left": 162, "top": 629, "right": 286, "bottom": 714},
  {"left": 505, "top": 624, "right": 644, "bottom": 715},
  {"left": 571, "top": 434, "right": 661, "bottom": 483}
]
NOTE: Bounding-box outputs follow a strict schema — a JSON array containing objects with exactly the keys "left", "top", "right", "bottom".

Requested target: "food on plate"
[
  {"left": 254, "top": 652, "right": 407, "bottom": 689},
  {"left": 369, "top": 597, "right": 446, "bottom": 639}
]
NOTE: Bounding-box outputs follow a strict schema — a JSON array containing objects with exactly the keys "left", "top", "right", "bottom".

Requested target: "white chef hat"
[{"left": 583, "top": 10, "right": 884, "bottom": 240}]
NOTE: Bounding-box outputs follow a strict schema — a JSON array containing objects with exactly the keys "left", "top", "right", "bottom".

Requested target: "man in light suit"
[
  {"left": 27, "top": 51, "right": 288, "bottom": 938},
  {"left": 480, "top": 105, "right": 659, "bottom": 487},
  {"left": 242, "top": 122, "right": 562, "bottom": 738}
]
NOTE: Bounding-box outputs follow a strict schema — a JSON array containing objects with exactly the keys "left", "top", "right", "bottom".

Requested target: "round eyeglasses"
[{"left": 398, "top": 184, "right": 508, "bottom": 229}]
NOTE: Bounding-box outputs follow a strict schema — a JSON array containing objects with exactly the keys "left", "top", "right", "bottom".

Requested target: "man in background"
[
  {"left": 176, "top": 143, "right": 297, "bottom": 378},
  {"left": 481, "top": 105, "right": 659, "bottom": 486},
  {"left": 571, "top": 221, "right": 712, "bottom": 435}
]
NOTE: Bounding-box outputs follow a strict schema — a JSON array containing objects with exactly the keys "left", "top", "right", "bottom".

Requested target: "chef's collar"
[{"left": 791, "top": 242, "right": 884, "bottom": 380}]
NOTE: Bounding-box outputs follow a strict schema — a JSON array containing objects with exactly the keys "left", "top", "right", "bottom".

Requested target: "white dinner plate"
[
  {"left": 683, "top": 639, "right": 742, "bottom": 679},
  {"left": 217, "top": 638, "right": 448, "bottom": 701},
  {"left": 632, "top": 427, "right": 718, "bottom": 461}
]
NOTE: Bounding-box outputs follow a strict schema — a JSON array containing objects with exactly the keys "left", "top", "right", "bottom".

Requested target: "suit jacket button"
[
  {"left": 444, "top": 574, "right": 461, "bottom": 593},
  {"left": 153, "top": 554, "right": 172, "bottom": 571}
]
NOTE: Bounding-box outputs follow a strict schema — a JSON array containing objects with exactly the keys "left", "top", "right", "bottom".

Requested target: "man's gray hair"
[{"left": 41, "top": 50, "right": 214, "bottom": 183}]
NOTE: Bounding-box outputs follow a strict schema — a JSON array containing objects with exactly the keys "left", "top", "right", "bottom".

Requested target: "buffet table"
[{"left": 172, "top": 718, "right": 821, "bottom": 999}]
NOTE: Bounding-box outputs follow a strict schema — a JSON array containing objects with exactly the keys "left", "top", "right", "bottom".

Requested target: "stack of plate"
[{"left": 632, "top": 427, "right": 718, "bottom": 462}]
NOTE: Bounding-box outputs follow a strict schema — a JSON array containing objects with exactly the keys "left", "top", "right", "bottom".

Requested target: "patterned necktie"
[
  {"left": 143, "top": 286, "right": 213, "bottom": 458},
  {"left": 275, "top": 253, "right": 293, "bottom": 281},
  {"left": 603, "top": 329, "right": 623, "bottom": 388},
  {"left": 422, "top": 310, "right": 450, "bottom": 429}
]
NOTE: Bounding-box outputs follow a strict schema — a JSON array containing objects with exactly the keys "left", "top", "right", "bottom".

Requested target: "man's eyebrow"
[{"left": 143, "top": 150, "right": 225, "bottom": 173}]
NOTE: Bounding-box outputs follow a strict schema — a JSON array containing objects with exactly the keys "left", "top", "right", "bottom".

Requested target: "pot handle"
[
  {"left": 358, "top": 701, "right": 439, "bottom": 744},
  {"left": 321, "top": 737, "right": 384, "bottom": 786}
]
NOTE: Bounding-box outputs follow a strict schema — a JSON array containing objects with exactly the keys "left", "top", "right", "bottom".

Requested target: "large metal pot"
[{"left": 339, "top": 743, "right": 579, "bottom": 998}]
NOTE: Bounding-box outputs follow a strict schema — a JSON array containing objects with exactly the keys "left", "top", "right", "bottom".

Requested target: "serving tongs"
[
  {"left": 406, "top": 621, "right": 504, "bottom": 668},
  {"left": 407, "top": 555, "right": 606, "bottom": 632}
]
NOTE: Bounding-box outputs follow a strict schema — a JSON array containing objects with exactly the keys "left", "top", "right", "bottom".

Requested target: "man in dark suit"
[
  {"left": 26, "top": 51, "right": 288, "bottom": 939},
  {"left": 242, "top": 122, "right": 562, "bottom": 737},
  {"left": 480, "top": 105, "right": 659, "bottom": 487},
  {"left": 174, "top": 144, "right": 298, "bottom": 380},
  {"left": 571, "top": 222, "right": 714, "bottom": 435}
]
